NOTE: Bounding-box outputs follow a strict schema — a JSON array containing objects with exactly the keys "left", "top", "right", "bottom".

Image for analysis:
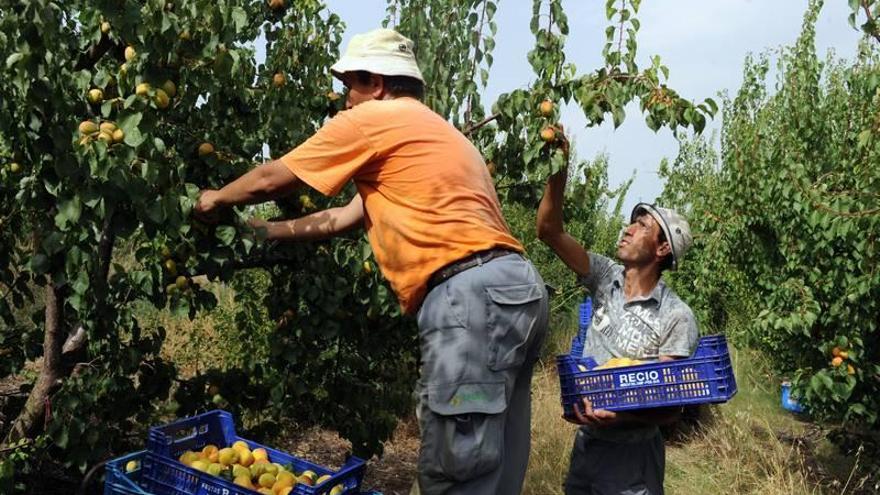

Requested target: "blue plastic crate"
[
  {"left": 142, "top": 410, "right": 366, "bottom": 495},
  {"left": 557, "top": 335, "right": 737, "bottom": 415},
  {"left": 781, "top": 381, "right": 805, "bottom": 413},
  {"left": 105, "top": 451, "right": 152, "bottom": 495},
  {"left": 569, "top": 298, "right": 592, "bottom": 359}
]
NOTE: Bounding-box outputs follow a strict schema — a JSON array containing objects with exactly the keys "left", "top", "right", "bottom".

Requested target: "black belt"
[{"left": 426, "top": 248, "right": 519, "bottom": 293}]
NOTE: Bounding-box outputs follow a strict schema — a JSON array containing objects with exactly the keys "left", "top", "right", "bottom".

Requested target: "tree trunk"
[
  {"left": 0, "top": 215, "right": 117, "bottom": 447},
  {"left": 2, "top": 284, "right": 63, "bottom": 445}
]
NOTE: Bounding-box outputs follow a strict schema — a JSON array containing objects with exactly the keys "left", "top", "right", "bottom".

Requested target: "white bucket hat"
[
  {"left": 631, "top": 203, "right": 693, "bottom": 270},
  {"left": 330, "top": 28, "right": 425, "bottom": 83}
]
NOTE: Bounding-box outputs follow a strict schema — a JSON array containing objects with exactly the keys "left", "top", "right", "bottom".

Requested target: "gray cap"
[{"left": 631, "top": 203, "right": 692, "bottom": 270}]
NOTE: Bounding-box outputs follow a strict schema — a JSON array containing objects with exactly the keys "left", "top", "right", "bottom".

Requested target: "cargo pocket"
[
  {"left": 485, "top": 283, "right": 545, "bottom": 371},
  {"left": 422, "top": 381, "right": 507, "bottom": 482}
]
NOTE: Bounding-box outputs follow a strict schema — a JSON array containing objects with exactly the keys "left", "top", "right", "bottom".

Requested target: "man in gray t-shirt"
[{"left": 537, "top": 160, "right": 698, "bottom": 494}]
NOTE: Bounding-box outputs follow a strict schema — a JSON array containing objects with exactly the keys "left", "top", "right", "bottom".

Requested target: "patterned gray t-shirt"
[{"left": 578, "top": 253, "right": 699, "bottom": 442}]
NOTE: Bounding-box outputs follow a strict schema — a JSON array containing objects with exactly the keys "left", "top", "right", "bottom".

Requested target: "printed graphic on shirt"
[{"left": 591, "top": 301, "right": 661, "bottom": 358}]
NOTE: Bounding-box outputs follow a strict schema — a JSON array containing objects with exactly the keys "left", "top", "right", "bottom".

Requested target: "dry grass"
[
  {"left": 141, "top": 280, "right": 860, "bottom": 495},
  {"left": 521, "top": 345, "right": 843, "bottom": 495},
  {"left": 523, "top": 363, "right": 578, "bottom": 494},
  {"left": 664, "top": 411, "right": 821, "bottom": 495}
]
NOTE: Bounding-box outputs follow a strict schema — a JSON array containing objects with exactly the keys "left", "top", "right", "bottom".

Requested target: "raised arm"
[
  {"left": 194, "top": 159, "right": 301, "bottom": 222},
  {"left": 536, "top": 167, "right": 591, "bottom": 278},
  {"left": 253, "top": 194, "right": 365, "bottom": 242}
]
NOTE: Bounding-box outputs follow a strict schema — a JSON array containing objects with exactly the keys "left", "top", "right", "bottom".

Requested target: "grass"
[
  {"left": 140, "top": 278, "right": 868, "bottom": 494},
  {"left": 522, "top": 342, "right": 856, "bottom": 495},
  {"left": 523, "top": 363, "right": 579, "bottom": 495}
]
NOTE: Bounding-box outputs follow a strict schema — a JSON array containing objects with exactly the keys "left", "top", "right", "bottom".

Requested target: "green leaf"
[
  {"left": 215, "top": 226, "right": 236, "bottom": 246},
  {"left": 55, "top": 197, "right": 82, "bottom": 230},
  {"left": 118, "top": 112, "right": 146, "bottom": 147},
  {"left": 704, "top": 97, "right": 718, "bottom": 114},
  {"left": 42, "top": 232, "right": 65, "bottom": 255},
  {"left": 5, "top": 53, "right": 23, "bottom": 68},
  {"left": 231, "top": 7, "right": 247, "bottom": 33},
  {"left": 118, "top": 112, "right": 142, "bottom": 134},
  {"left": 612, "top": 106, "right": 625, "bottom": 128}
]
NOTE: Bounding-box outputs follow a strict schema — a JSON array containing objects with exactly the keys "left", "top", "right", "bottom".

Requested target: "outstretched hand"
[
  {"left": 193, "top": 189, "right": 223, "bottom": 224},
  {"left": 556, "top": 123, "right": 570, "bottom": 158}
]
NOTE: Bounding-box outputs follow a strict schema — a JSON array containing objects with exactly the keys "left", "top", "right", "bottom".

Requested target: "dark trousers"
[{"left": 564, "top": 428, "right": 665, "bottom": 495}]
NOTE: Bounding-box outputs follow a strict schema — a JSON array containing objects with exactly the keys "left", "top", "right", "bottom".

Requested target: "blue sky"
[{"left": 320, "top": 1, "right": 862, "bottom": 215}]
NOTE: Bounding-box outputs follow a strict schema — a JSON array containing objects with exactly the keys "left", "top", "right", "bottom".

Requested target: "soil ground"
[{"left": 277, "top": 416, "right": 420, "bottom": 495}]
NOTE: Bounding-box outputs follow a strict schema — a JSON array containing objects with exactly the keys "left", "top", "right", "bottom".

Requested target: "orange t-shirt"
[{"left": 280, "top": 97, "right": 523, "bottom": 314}]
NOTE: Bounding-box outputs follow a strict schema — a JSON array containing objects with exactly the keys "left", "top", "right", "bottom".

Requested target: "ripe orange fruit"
[
  {"left": 275, "top": 471, "right": 297, "bottom": 487},
  {"left": 217, "top": 447, "right": 238, "bottom": 466},
  {"left": 79, "top": 121, "right": 99, "bottom": 135},
  {"left": 258, "top": 473, "right": 276, "bottom": 488},
  {"left": 124, "top": 46, "right": 136, "bottom": 62},
  {"left": 87, "top": 88, "right": 104, "bottom": 104},
  {"left": 154, "top": 88, "right": 170, "bottom": 109},
  {"left": 99, "top": 122, "right": 117, "bottom": 134},
  {"left": 252, "top": 447, "right": 269, "bottom": 462},
  {"left": 540, "top": 126, "right": 557, "bottom": 142},
  {"left": 233, "top": 474, "right": 253, "bottom": 488},
  {"left": 161, "top": 80, "right": 177, "bottom": 98},
  {"left": 164, "top": 258, "right": 178, "bottom": 276},
  {"left": 273, "top": 72, "right": 286, "bottom": 87},
  {"left": 831, "top": 346, "right": 842, "bottom": 357},
  {"left": 539, "top": 99, "right": 554, "bottom": 116},
  {"left": 300, "top": 470, "right": 317, "bottom": 485},
  {"left": 238, "top": 448, "right": 254, "bottom": 467},
  {"left": 838, "top": 351, "right": 849, "bottom": 360},
  {"left": 831, "top": 356, "right": 843, "bottom": 367},
  {"left": 198, "top": 142, "right": 214, "bottom": 157},
  {"left": 268, "top": 0, "right": 286, "bottom": 9},
  {"left": 97, "top": 131, "right": 114, "bottom": 144},
  {"left": 201, "top": 444, "right": 219, "bottom": 463},
  {"left": 178, "top": 451, "right": 199, "bottom": 466}
]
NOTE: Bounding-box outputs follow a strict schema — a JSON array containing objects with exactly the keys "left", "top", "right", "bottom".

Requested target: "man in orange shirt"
[{"left": 194, "top": 28, "right": 549, "bottom": 494}]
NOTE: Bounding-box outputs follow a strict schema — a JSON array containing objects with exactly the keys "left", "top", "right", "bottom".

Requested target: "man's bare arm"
[
  {"left": 194, "top": 160, "right": 301, "bottom": 222},
  {"left": 253, "top": 195, "right": 365, "bottom": 241},
  {"left": 536, "top": 167, "right": 591, "bottom": 278}
]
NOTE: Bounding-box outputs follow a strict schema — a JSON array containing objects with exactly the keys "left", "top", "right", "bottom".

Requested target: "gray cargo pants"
[{"left": 414, "top": 253, "right": 549, "bottom": 495}]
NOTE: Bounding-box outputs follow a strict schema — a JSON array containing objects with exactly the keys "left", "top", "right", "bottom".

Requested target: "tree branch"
[
  {"left": 463, "top": 113, "right": 499, "bottom": 135},
  {"left": 861, "top": 1, "right": 880, "bottom": 45},
  {"left": 464, "top": 1, "right": 489, "bottom": 125},
  {"left": 73, "top": 33, "right": 121, "bottom": 72}
]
